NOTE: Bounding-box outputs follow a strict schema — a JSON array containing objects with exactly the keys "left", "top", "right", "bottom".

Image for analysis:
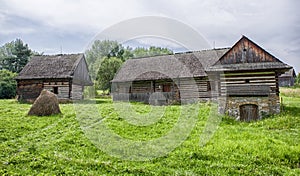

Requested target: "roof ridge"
[
  {"left": 35, "top": 53, "right": 84, "bottom": 57},
  {"left": 174, "top": 47, "right": 231, "bottom": 55}
]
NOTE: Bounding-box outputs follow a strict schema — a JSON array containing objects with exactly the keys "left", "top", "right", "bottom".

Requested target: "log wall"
[
  {"left": 43, "top": 81, "right": 70, "bottom": 99},
  {"left": 112, "top": 76, "right": 212, "bottom": 104},
  {"left": 17, "top": 80, "right": 43, "bottom": 102},
  {"left": 17, "top": 79, "right": 85, "bottom": 102},
  {"left": 218, "top": 71, "right": 280, "bottom": 120},
  {"left": 71, "top": 84, "right": 83, "bottom": 100}
]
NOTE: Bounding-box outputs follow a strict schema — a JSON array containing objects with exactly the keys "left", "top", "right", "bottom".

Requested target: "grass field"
[{"left": 0, "top": 92, "right": 300, "bottom": 175}]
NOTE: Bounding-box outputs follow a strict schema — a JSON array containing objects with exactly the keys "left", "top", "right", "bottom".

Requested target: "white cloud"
[
  {"left": 0, "top": 0, "right": 299, "bottom": 71},
  {"left": 1, "top": 0, "right": 148, "bottom": 33}
]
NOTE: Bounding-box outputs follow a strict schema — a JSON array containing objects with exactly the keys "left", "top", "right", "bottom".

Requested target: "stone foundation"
[{"left": 221, "top": 95, "right": 280, "bottom": 120}]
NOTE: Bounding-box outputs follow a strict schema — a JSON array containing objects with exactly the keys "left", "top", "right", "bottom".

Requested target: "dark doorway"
[
  {"left": 163, "top": 85, "right": 171, "bottom": 92},
  {"left": 240, "top": 104, "right": 259, "bottom": 121},
  {"left": 53, "top": 87, "right": 58, "bottom": 94}
]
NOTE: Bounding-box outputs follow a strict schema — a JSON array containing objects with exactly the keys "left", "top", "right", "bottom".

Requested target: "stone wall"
[{"left": 223, "top": 95, "right": 280, "bottom": 120}]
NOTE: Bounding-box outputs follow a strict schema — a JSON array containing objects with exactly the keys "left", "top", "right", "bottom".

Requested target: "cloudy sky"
[{"left": 0, "top": 0, "right": 299, "bottom": 72}]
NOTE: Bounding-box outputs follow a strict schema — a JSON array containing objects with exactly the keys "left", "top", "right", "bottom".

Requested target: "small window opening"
[
  {"left": 129, "top": 86, "right": 132, "bottom": 93},
  {"left": 207, "top": 82, "right": 211, "bottom": 91},
  {"left": 53, "top": 87, "right": 58, "bottom": 94}
]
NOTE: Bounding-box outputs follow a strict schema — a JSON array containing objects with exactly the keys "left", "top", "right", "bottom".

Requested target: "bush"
[
  {"left": 0, "top": 70, "right": 17, "bottom": 99},
  {"left": 296, "top": 73, "right": 300, "bottom": 85}
]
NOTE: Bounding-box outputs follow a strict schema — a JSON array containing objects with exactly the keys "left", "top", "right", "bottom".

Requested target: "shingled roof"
[
  {"left": 17, "top": 54, "right": 86, "bottom": 80},
  {"left": 112, "top": 48, "right": 229, "bottom": 82}
]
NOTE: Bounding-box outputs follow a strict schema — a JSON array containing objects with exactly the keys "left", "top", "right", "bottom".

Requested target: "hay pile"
[{"left": 28, "top": 90, "right": 61, "bottom": 116}]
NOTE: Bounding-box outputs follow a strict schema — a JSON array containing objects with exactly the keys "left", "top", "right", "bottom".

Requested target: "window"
[
  {"left": 163, "top": 85, "right": 171, "bottom": 92},
  {"left": 207, "top": 82, "right": 211, "bottom": 91},
  {"left": 53, "top": 87, "right": 58, "bottom": 94},
  {"left": 129, "top": 86, "right": 132, "bottom": 93}
]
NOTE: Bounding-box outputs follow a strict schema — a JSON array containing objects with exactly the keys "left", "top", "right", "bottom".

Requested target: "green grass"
[
  {"left": 0, "top": 95, "right": 300, "bottom": 175},
  {"left": 280, "top": 86, "right": 300, "bottom": 98}
]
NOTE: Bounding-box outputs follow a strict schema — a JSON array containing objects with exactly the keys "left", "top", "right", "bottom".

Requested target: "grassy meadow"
[{"left": 0, "top": 89, "right": 300, "bottom": 175}]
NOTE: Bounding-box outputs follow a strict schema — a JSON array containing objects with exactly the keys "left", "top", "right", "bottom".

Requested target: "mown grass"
[{"left": 0, "top": 94, "right": 300, "bottom": 175}]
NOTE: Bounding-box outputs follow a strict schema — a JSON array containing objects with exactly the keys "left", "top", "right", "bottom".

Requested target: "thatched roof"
[
  {"left": 207, "top": 62, "right": 292, "bottom": 73},
  {"left": 112, "top": 48, "right": 229, "bottom": 82},
  {"left": 279, "top": 68, "right": 296, "bottom": 78},
  {"left": 17, "top": 54, "right": 91, "bottom": 82}
]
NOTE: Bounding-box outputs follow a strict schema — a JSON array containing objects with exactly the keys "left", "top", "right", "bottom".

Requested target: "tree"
[
  {"left": 132, "top": 46, "right": 173, "bottom": 58},
  {"left": 85, "top": 40, "right": 133, "bottom": 79},
  {"left": 0, "top": 39, "right": 32, "bottom": 73},
  {"left": 0, "top": 70, "right": 17, "bottom": 99},
  {"left": 96, "top": 57, "right": 123, "bottom": 91},
  {"left": 296, "top": 73, "right": 300, "bottom": 85},
  {"left": 85, "top": 40, "right": 173, "bottom": 92}
]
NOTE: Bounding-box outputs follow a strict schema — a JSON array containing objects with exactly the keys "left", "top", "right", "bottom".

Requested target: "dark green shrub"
[{"left": 0, "top": 70, "right": 17, "bottom": 99}]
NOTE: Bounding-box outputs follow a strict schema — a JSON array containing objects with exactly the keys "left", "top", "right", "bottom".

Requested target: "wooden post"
[{"left": 69, "top": 79, "right": 72, "bottom": 99}]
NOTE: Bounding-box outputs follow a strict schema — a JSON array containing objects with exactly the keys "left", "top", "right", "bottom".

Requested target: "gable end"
[{"left": 217, "top": 36, "right": 281, "bottom": 65}]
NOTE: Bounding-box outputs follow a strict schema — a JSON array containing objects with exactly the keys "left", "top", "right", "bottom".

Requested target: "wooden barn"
[
  {"left": 278, "top": 68, "right": 296, "bottom": 87},
  {"left": 111, "top": 48, "right": 229, "bottom": 105},
  {"left": 208, "top": 36, "right": 291, "bottom": 121},
  {"left": 112, "top": 36, "right": 293, "bottom": 121},
  {"left": 16, "top": 54, "right": 93, "bottom": 102}
]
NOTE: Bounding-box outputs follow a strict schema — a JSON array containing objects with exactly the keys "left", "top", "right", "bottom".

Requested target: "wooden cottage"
[
  {"left": 112, "top": 36, "right": 293, "bottom": 121},
  {"left": 16, "top": 54, "right": 93, "bottom": 102},
  {"left": 208, "top": 36, "right": 291, "bottom": 121},
  {"left": 278, "top": 68, "right": 296, "bottom": 87},
  {"left": 111, "top": 48, "right": 229, "bottom": 105}
]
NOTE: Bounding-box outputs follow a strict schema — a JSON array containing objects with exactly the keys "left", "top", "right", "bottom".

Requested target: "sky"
[{"left": 0, "top": 0, "right": 299, "bottom": 73}]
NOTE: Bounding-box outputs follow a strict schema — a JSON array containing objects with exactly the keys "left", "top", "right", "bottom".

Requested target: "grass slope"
[{"left": 0, "top": 96, "right": 299, "bottom": 175}]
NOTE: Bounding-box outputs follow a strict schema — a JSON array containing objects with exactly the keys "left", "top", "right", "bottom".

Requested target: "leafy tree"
[
  {"left": 296, "top": 72, "right": 300, "bottom": 85},
  {"left": 132, "top": 46, "right": 173, "bottom": 58},
  {"left": 85, "top": 40, "right": 173, "bottom": 92},
  {"left": 0, "top": 70, "right": 17, "bottom": 99},
  {"left": 85, "top": 40, "right": 133, "bottom": 79},
  {"left": 0, "top": 39, "right": 32, "bottom": 73},
  {"left": 96, "top": 57, "right": 123, "bottom": 91}
]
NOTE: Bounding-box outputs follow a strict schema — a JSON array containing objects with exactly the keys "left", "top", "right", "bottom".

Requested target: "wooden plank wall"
[
  {"left": 72, "top": 84, "right": 83, "bottom": 100},
  {"left": 113, "top": 76, "right": 212, "bottom": 102},
  {"left": 220, "top": 71, "right": 277, "bottom": 96},
  {"left": 43, "top": 81, "right": 70, "bottom": 99},
  {"left": 220, "top": 37, "right": 278, "bottom": 65},
  {"left": 17, "top": 80, "right": 43, "bottom": 101},
  {"left": 178, "top": 77, "right": 210, "bottom": 99}
]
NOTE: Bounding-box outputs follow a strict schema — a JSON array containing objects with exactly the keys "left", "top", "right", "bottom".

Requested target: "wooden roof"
[
  {"left": 112, "top": 48, "right": 229, "bottom": 82},
  {"left": 279, "top": 68, "right": 296, "bottom": 78},
  {"left": 17, "top": 54, "right": 93, "bottom": 85},
  {"left": 208, "top": 36, "right": 292, "bottom": 72}
]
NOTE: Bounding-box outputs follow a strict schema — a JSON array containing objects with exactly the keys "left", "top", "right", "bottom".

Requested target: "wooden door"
[
  {"left": 240, "top": 104, "right": 259, "bottom": 121},
  {"left": 163, "top": 85, "right": 171, "bottom": 92}
]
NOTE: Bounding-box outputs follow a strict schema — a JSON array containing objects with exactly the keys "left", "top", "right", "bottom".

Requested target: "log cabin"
[
  {"left": 112, "top": 36, "right": 292, "bottom": 121},
  {"left": 16, "top": 53, "right": 93, "bottom": 102},
  {"left": 207, "top": 36, "right": 291, "bottom": 121},
  {"left": 278, "top": 68, "right": 296, "bottom": 87},
  {"left": 111, "top": 48, "right": 229, "bottom": 105}
]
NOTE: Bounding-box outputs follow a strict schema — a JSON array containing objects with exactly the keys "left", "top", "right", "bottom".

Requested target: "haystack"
[{"left": 28, "top": 90, "right": 61, "bottom": 116}]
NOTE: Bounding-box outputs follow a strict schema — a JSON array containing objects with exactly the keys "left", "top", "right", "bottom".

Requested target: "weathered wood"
[
  {"left": 72, "top": 84, "right": 83, "bottom": 100},
  {"left": 225, "top": 85, "right": 270, "bottom": 96},
  {"left": 240, "top": 104, "right": 259, "bottom": 121},
  {"left": 219, "top": 37, "right": 279, "bottom": 65}
]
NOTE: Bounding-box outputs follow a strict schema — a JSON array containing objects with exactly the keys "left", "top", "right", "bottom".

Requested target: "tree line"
[
  {"left": 0, "top": 38, "right": 173, "bottom": 98},
  {"left": 0, "top": 39, "right": 34, "bottom": 98},
  {"left": 85, "top": 40, "right": 173, "bottom": 91}
]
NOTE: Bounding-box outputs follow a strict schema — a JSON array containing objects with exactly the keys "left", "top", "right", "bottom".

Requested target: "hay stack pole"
[{"left": 28, "top": 90, "right": 61, "bottom": 116}]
